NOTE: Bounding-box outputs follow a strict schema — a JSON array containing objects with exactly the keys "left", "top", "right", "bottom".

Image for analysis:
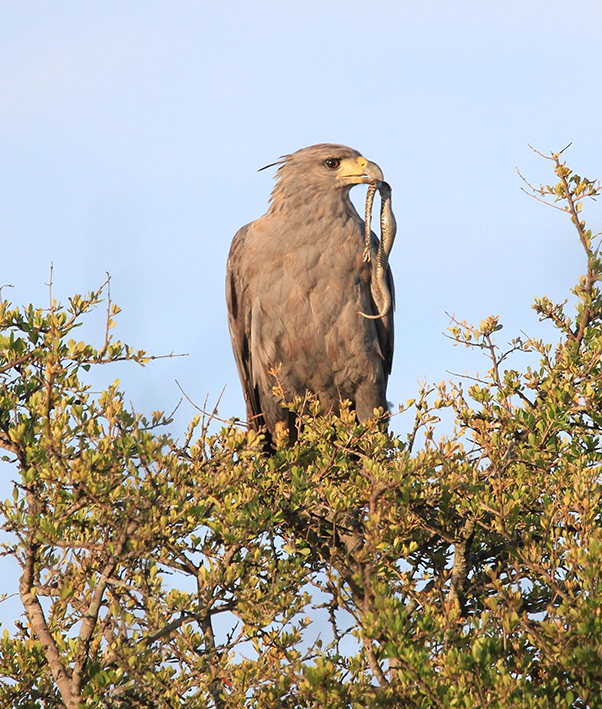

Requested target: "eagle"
[{"left": 226, "top": 143, "right": 394, "bottom": 445}]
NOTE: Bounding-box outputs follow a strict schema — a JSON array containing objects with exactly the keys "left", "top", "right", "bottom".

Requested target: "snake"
[{"left": 359, "top": 179, "right": 396, "bottom": 320}]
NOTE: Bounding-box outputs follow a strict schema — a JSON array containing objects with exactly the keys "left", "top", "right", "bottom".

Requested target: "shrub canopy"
[{"left": 1, "top": 151, "right": 602, "bottom": 708}]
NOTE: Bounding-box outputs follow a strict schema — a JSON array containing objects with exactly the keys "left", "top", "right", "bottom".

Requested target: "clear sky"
[{"left": 2, "top": 0, "right": 602, "bottom": 627}]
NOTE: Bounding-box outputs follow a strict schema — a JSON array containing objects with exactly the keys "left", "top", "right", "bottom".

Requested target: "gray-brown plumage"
[{"left": 226, "top": 143, "right": 394, "bottom": 443}]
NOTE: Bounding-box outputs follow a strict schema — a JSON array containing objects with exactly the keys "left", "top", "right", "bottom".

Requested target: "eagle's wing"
[{"left": 225, "top": 224, "right": 266, "bottom": 431}]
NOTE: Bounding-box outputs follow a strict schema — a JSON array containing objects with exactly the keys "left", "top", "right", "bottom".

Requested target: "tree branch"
[
  {"left": 20, "top": 543, "right": 78, "bottom": 709},
  {"left": 362, "top": 635, "right": 389, "bottom": 688},
  {"left": 71, "top": 523, "right": 136, "bottom": 697},
  {"left": 447, "top": 517, "right": 476, "bottom": 614}
]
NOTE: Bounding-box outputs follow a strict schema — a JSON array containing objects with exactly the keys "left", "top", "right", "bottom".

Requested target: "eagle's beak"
[
  {"left": 337, "top": 156, "right": 384, "bottom": 184},
  {"left": 357, "top": 157, "right": 384, "bottom": 183}
]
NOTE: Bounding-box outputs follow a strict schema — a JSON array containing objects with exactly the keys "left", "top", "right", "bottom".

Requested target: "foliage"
[{"left": 1, "top": 150, "right": 602, "bottom": 708}]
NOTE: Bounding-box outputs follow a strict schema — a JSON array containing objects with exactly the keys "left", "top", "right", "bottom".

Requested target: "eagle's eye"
[{"left": 324, "top": 158, "right": 341, "bottom": 170}]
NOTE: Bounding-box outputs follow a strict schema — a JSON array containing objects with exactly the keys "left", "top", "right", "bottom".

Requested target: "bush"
[{"left": 1, "top": 150, "right": 601, "bottom": 708}]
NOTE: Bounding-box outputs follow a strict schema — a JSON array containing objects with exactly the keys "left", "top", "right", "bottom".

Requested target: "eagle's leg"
[
  {"left": 274, "top": 420, "right": 288, "bottom": 446},
  {"left": 273, "top": 409, "right": 298, "bottom": 447}
]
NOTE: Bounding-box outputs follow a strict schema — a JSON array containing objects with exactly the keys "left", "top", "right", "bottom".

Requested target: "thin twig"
[{"left": 175, "top": 381, "right": 233, "bottom": 426}]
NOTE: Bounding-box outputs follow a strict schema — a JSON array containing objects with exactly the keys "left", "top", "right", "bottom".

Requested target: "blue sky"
[{"left": 2, "top": 0, "right": 602, "bottom": 628}]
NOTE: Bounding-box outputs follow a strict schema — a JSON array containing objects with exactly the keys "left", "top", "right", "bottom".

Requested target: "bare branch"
[
  {"left": 72, "top": 523, "right": 136, "bottom": 697},
  {"left": 175, "top": 380, "right": 233, "bottom": 426},
  {"left": 362, "top": 635, "right": 389, "bottom": 688},
  {"left": 20, "top": 544, "right": 78, "bottom": 709}
]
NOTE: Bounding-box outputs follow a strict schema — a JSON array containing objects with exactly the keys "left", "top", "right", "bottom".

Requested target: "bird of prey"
[{"left": 226, "top": 143, "right": 394, "bottom": 444}]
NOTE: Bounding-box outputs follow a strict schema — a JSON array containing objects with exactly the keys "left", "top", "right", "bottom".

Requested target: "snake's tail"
[
  {"left": 359, "top": 240, "right": 390, "bottom": 320},
  {"left": 359, "top": 280, "right": 391, "bottom": 319},
  {"left": 359, "top": 306, "right": 390, "bottom": 320}
]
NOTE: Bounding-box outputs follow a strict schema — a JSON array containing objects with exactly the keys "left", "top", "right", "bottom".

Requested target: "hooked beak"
[
  {"left": 336, "top": 155, "right": 384, "bottom": 185},
  {"left": 358, "top": 157, "right": 384, "bottom": 183}
]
